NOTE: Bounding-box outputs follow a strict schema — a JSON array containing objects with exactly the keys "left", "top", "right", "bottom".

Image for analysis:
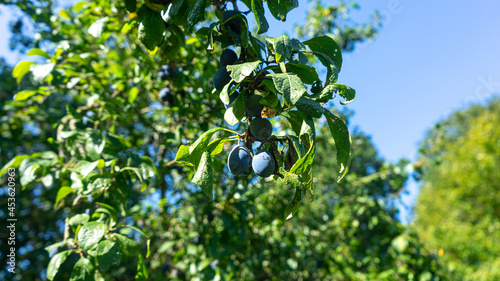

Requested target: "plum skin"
[
  {"left": 246, "top": 95, "right": 264, "bottom": 117},
  {"left": 223, "top": 10, "right": 243, "bottom": 34},
  {"left": 227, "top": 145, "right": 251, "bottom": 175},
  {"left": 252, "top": 149, "right": 275, "bottom": 177},
  {"left": 213, "top": 67, "right": 232, "bottom": 91},
  {"left": 220, "top": 49, "right": 238, "bottom": 67},
  {"left": 250, "top": 118, "right": 273, "bottom": 141}
]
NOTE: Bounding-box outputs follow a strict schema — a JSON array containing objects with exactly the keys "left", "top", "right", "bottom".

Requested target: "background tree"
[
  {"left": 1, "top": 0, "right": 446, "bottom": 280},
  {"left": 414, "top": 97, "right": 500, "bottom": 281}
]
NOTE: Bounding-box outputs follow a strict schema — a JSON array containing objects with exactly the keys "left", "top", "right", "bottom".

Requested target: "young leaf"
[
  {"left": 324, "top": 109, "right": 351, "bottom": 182},
  {"left": 192, "top": 151, "right": 214, "bottom": 200}
]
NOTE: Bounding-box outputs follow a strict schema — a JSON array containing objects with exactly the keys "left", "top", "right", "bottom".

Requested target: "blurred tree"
[{"left": 414, "top": 97, "right": 500, "bottom": 281}]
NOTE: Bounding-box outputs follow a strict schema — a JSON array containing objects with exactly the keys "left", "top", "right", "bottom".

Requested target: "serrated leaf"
[
  {"left": 13, "top": 61, "right": 36, "bottom": 84},
  {"left": 138, "top": 6, "right": 166, "bottom": 51},
  {"left": 269, "top": 73, "right": 307, "bottom": 106},
  {"left": 175, "top": 127, "right": 225, "bottom": 167},
  {"left": 251, "top": 0, "right": 269, "bottom": 34},
  {"left": 227, "top": 61, "right": 260, "bottom": 83},
  {"left": 192, "top": 151, "right": 213, "bottom": 200},
  {"left": 70, "top": 257, "right": 95, "bottom": 281},
  {"left": 304, "top": 36, "right": 343, "bottom": 72},
  {"left": 47, "top": 250, "right": 73, "bottom": 280},
  {"left": 334, "top": 83, "right": 356, "bottom": 104},
  {"left": 324, "top": 109, "right": 351, "bottom": 182},
  {"left": 77, "top": 222, "right": 107, "bottom": 251},
  {"left": 96, "top": 240, "right": 122, "bottom": 272}
]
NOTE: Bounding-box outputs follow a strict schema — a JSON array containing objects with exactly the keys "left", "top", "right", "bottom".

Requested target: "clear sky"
[{"left": 1, "top": 1, "right": 499, "bottom": 221}]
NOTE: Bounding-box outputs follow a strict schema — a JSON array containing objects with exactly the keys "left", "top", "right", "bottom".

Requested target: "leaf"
[
  {"left": 70, "top": 257, "right": 95, "bottom": 281},
  {"left": 121, "top": 225, "right": 151, "bottom": 258},
  {"left": 76, "top": 160, "right": 101, "bottom": 178},
  {"left": 284, "top": 187, "right": 303, "bottom": 220},
  {"left": 304, "top": 36, "right": 343, "bottom": 72},
  {"left": 334, "top": 83, "right": 356, "bottom": 104},
  {"left": 27, "top": 48, "right": 50, "bottom": 59},
  {"left": 161, "top": 0, "right": 186, "bottom": 24},
  {"left": 0, "top": 155, "right": 29, "bottom": 178},
  {"left": 269, "top": 73, "right": 307, "bottom": 106},
  {"left": 96, "top": 240, "right": 122, "bottom": 272},
  {"left": 267, "top": 0, "right": 298, "bottom": 21},
  {"left": 47, "top": 250, "right": 73, "bottom": 280},
  {"left": 192, "top": 151, "right": 213, "bottom": 200},
  {"left": 227, "top": 61, "right": 261, "bottom": 83},
  {"left": 224, "top": 92, "right": 245, "bottom": 126},
  {"left": 59, "top": 9, "right": 71, "bottom": 20},
  {"left": 324, "top": 109, "right": 351, "bottom": 182},
  {"left": 138, "top": 6, "right": 166, "bottom": 51},
  {"left": 19, "top": 158, "right": 42, "bottom": 187},
  {"left": 290, "top": 133, "right": 316, "bottom": 175},
  {"left": 77, "top": 222, "right": 108, "bottom": 251},
  {"left": 113, "top": 234, "right": 139, "bottom": 256},
  {"left": 284, "top": 63, "right": 320, "bottom": 84},
  {"left": 251, "top": 0, "right": 269, "bottom": 34},
  {"left": 125, "top": 0, "right": 137, "bottom": 13},
  {"left": 14, "top": 90, "right": 39, "bottom": 101},
  {"left": 12, "top": 61, "right": 35, "bottom": 84},
  {"left": 69, "top": 214, "right": 90, "bottom": 228},
  {"left": 295, "top": 96, "right": 324, "bottom": 118},
  {"left": 266, "top": 35, "right": 292, "bottom": 63},
  {"left": 55, "top": 186, "right": 74, "bottom": 206},
  {"left": 85, "top": 130, "right": 105, "bottom": 161},
  {"left": 128, "top": 87, "right": 139, "bottom": 103},
  {"left": 186, "top": 0, "right": 206, "bottom": 32},
  {"left": 88, "top": 17, "right": 108, "bottom": 38},
  {"left": 175, "top": 127, "right": 225, "bottom": 167},
  {"left": 31, "top": 63, "right": 55, "bottom": 83},
  {"left": 135, "top": 254, "right": 149, "bottom": 281}
]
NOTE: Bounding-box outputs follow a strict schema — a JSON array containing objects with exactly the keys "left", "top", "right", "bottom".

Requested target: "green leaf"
[
  {"left": 0, "top": 155, "right": 29, "bottom": 178},
  {"left": 113, "top": 234, "right": 139, "bottom": 256},
  {"left": 295, "top": 96, "right": 324, "bottom": 118},
  {"left": 161, "top": 0, "right": 186, "bottom": 24},
  {"left": 19, "top": 158, "right": 42, "bottom": 187},
  {"left": 27, "top": 48, "right": 50, "bottom": 59},
  {"left": 290, "top": 132, "right": 316, "bottom": 175},
  {"left": 70, "top": 257, "right": 95, "bottom": 281},
  {"left": 269, "top": 73, "right": 307, "bottom": 106},
  {"left": 12, "top": 61, "right": 35, "bottom": 84},
  {"left": 227, "top": 61, "right": 261, "bottom": 83},
  {"left": 138, "top": 6, "right": 166, "bottom": 51},
  {"left": 266, "top": 35, "right": 292, "bottom": 63},
  {"left": 14, "top": 90, "right": 39, "bottom": 101},
  {"left": 128, "top": 87, "right": 139, "bottom": 103},
  {"left": 121, "top": 225, "right": 151, "bottom": 258},
  {"left": 55, "top": 186, "right": 74, "bottom": 206},
  {"left": 85, "top": 130, "right": 105, "bottom": 161},
  {"left": 76, "top": 160, "right": 101, "bottom": 178},
  {"left": 303, "top": 36, "right": 343, "bottom": 72},
  {"left": 186, "top": 0, "right": 206, "bottom": 32},
  {"left": 125, "top": 0, "right": 137, "bottom": 13},
  {"left": 284, "top": 63, "right": 320, "bottom": 84},
  {"left": 175, "top": 127, "right": 225, "bottom": 167},
  {"left": 31, "top": 63, "right": 55, "bottom": 83},
  {"left": 192, "top": 151, "right": 214, "bottom": 200},
  {"left": 224, "top": 92, "right": 246, "bottom": 126},
  {"left": 69, "top": 214, "right": 90, "bottom": 228},
  {"left": 96, "top": 240, "right": 122, "bottom": 272},
  {"left": 135, "top": 253, "right": 149, "bottom": 281},
  {"left": 334, "top": 83, "right": 356, "bottom": 104},
  {"left": 267, "top": 0, "right": 298, "bottom": 21},
  {"left": 251, "top": 0, "right": 269, "bottom": 34},
  {"left": 284, "top": 187, "right": 304, "bottom": 220},
  {"left": 324, "top": 109, "right": 351, "bottom": 182},
  {"left": 77, "top": 222, "right": 108, "bottom": 251},
  {"left": 47, "top": 250, "right": 73, "bottom": 280}
]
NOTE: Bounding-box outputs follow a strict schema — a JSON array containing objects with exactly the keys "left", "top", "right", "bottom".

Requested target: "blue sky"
[{"left": 1, "top": 1, "right": 499, "bottom": 221}]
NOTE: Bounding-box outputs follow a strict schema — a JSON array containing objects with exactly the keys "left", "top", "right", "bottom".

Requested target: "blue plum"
[
  {"left": 220, "top": 49, "right": 238, "bottom": 67},
  {"left": 246, "top": 95, "right": 264, "bottom": 117},
  {"left": 250, "top": 118, "right": 272, "bottom": 141},
  {"left": 227, "top": 145, "right": 251, "bottom": 175},
  {"left": 214, "top": 67, "right": 232, "bottom": 91},
  {"left": 252, "top": 149, "right": 275, "bottom": 177}
]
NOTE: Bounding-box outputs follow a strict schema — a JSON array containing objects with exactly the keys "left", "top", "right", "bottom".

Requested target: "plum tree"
[
  {"left": 252, "top": 149, "right": 276, "bottom": 177},
  {"left": 213, "top": 66, "right": 231, "bottom": 91},
  {"left": 250, "top": 118, "right": 273, "bottom": 141},
  {"left": 246, "top": 95, "right": 264, "bottom": 117},
  {"left": 223, "top": 10, "right": 243, "bottom": 34},
  {"left": 220, "top": 49, "right": 238, "bottom": 67},
  {"left": 227, "top": 145, "right": 251, "bottom": 175}
]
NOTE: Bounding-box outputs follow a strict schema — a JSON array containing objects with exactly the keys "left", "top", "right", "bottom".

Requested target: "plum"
[
  {"left": 252, "top": 149, "right": 275, "bottom": 177},
  {"left": 223, "top": 10, "right": 244, "bottom": 34},
  {"left": 227, "top": 145, "right": 251, "bottom": 175},
  {"left": 220, "top": 49, "right": 238, "bottom": 67},
  {"left": 246, "top": 95, "right": 264, "bottom": 117},
  {"left": 250, "top": 118, "right": 273, "bottom": 141},
  {"left": 213, "top": 67, "right": 232, "bottom": 91},
  {"left": 225, "top": 91, "right": 239, "bottom": 109}
]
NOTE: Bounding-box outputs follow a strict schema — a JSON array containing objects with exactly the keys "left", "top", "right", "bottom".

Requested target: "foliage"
[
  {"left": 0, "top": 0, "right": 447, "bottom": 280},
  {"left": 414, "top": 97, "right": 500, "bottom": 281}
]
